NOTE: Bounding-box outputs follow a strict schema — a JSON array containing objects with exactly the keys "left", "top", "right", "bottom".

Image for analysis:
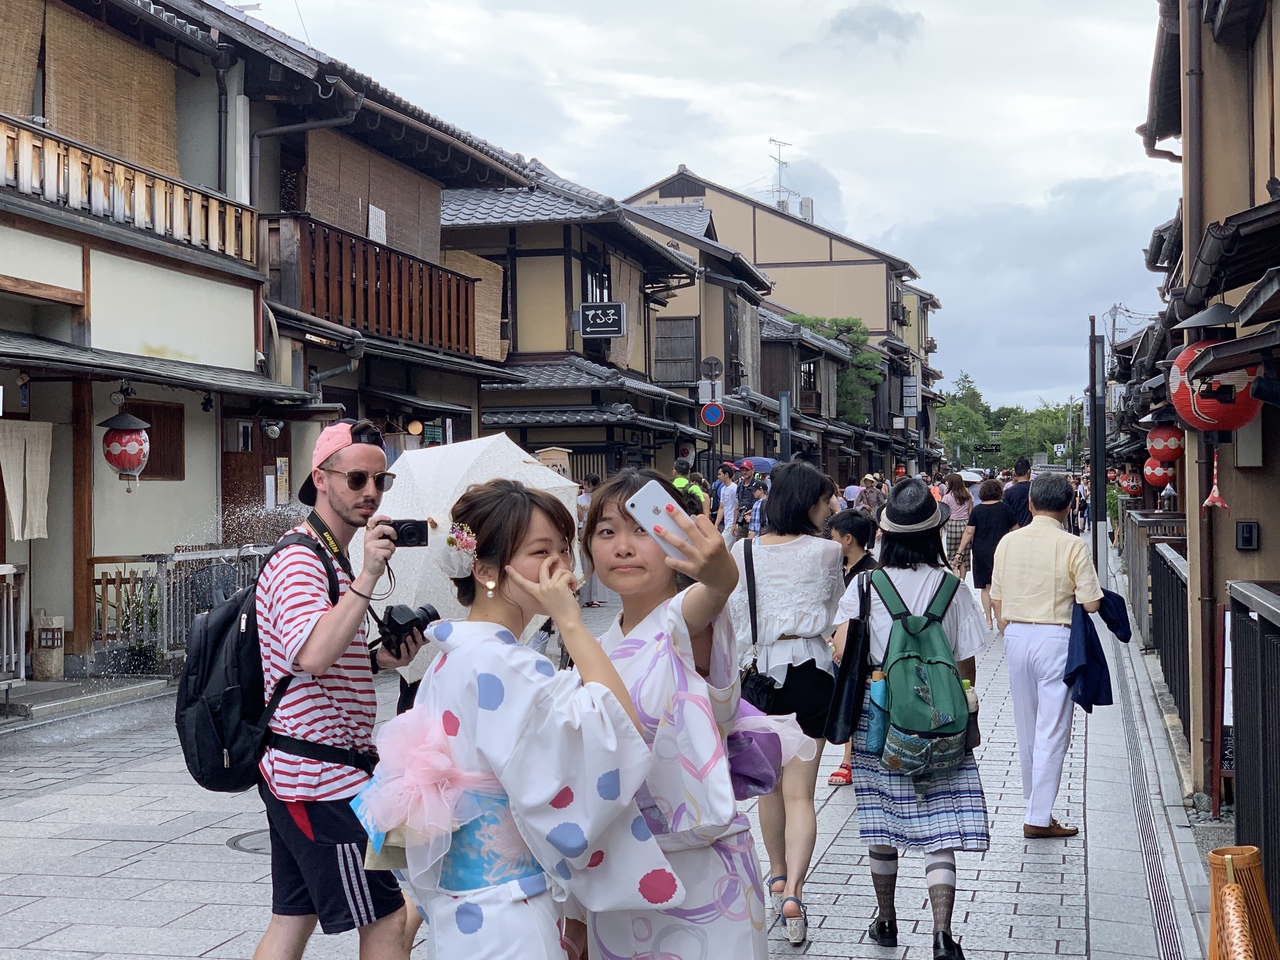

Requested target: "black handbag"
[
  {"left": 739, "top": 539, "right": 776, "bottom": 712},
  {"left": 823, "top": 572, "right": 873, "bottom": 744}
]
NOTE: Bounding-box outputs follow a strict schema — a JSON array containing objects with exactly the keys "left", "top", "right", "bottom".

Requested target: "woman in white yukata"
[
  {"left": 352, "top": 479, "right": 685, "bottom": 960},
  {"left": 579, "top": 469, "right": 815, "bottom": 960}
]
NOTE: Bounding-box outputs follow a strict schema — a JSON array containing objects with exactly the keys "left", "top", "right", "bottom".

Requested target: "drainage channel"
[{"left": 1112, "top": 631, "right": 1185, "bottom": 960}]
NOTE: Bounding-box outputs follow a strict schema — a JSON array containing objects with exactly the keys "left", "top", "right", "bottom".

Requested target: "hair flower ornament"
[{"left": 438, "top": 522, "right": 478, "bottom": 579}]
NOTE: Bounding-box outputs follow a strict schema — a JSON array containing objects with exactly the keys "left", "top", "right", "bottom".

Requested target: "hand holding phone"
[{"left": 625, "top": 480, "right": 694, "bottom": 559}]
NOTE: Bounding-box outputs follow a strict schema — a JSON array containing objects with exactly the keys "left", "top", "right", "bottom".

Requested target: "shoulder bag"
[
  {"left": 739, "top": 538, "right": 777, "bottom": 713},
  {"left": 822, "top": 572, "right": 873, "bottom": 745}
]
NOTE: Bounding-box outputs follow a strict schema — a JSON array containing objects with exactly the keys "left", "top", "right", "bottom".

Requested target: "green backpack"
[{"left": 871, "top": 569, "right": 968, "bottom": 781}]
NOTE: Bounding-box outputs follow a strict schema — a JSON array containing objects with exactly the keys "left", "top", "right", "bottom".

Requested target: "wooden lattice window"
[{"left": 122, "top": 400, "right": 185, "bottom": 481}]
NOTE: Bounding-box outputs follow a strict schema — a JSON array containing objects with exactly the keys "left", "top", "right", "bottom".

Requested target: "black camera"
[
  {"left": 386, "top": 519, "right": 430, "bottom": 547},
  {"left": 377, "top": 603, "right": 440, "bottom": 660}
]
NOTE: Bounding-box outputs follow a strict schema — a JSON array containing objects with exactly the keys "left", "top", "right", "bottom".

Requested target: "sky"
[{"left": 248, "top": 0, "right": 1181, "bottom": 408}]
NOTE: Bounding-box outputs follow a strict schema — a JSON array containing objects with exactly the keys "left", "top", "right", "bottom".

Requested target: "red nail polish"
[{"left": 653, "top": 525, "right": 663, "bottom": 533}]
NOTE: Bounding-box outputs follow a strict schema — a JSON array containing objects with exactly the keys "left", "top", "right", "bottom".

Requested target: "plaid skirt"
[
  {"left": 850, "top": 690, "right": 990, "bottom": 853},
  {"left": 944, "top": 517, "right": 969, "bottom": 560}
]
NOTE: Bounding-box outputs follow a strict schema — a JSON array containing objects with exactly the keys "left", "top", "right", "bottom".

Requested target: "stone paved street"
[{"left": 0, "top": 585, "right": 1209, "bottom": 958}]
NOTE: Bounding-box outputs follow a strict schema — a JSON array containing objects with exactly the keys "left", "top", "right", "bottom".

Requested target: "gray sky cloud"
[{"left": 252, "top": 0, "right": 1180, "bottom": 405}]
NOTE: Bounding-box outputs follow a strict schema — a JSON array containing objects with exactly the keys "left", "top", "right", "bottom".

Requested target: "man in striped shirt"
[{"left": 255, "top": 419, "right": 424, "bottom": 960}]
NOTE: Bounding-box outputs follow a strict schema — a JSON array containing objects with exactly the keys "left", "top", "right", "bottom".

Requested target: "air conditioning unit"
[{"left": 890, "top": 302, "right": 907, "bottom": 323}]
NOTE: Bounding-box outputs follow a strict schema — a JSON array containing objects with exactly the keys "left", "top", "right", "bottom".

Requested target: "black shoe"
[
  {"left": 868, "top": 916, "right": 898, "bottom": 947},
  {"left": 934, "top": 930, "right": 965, "bottom": 960}
]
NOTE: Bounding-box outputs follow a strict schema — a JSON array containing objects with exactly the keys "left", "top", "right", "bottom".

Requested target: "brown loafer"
[{"left": 1024, "top": 819, "right": 1079, "bottom": 839}]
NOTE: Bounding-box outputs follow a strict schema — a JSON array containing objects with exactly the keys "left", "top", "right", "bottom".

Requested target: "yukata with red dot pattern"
[
  {"left": 588, "top": 590, "right": 774, "bottom": 960},
  {"left": 400, "top": 619, "right": 685, "bottom": 960}
]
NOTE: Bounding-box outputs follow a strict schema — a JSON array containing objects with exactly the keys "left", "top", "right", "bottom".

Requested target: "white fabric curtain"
[{"left": 0, "top": 421, "right": 53, "bottom": 540}]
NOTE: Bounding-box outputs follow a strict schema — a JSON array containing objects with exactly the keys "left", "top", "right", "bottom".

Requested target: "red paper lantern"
[
  {"left": 894, "top": 464, "right": 907, "bottom": 478},
  {"left": 1146, "top": 424, "right": 1184, "bottom": 463},
  {"left": 1168, "top": 341, "right": 1263, "bottom": 433},
  {"left": 99, "top": 412, "right": 150, "bottom": 493},
  {"left": 1118, "top": 472, "right": 1143, "bottom": 496},
  {"left": 1143, "top": 457, "right": 1174, "bottom": 488},
  {"left": 1107, "top": 468, "right": 1118, "bottom": 482}
]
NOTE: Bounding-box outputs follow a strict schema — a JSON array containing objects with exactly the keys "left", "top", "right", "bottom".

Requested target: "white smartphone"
[{"left": 625, "top": 479, "right": 694, "bottom": 559}]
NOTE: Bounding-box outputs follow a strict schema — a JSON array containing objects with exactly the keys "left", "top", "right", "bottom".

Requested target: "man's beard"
[{"left": 335, "top": 497, "right": 378, "bottom": 531}]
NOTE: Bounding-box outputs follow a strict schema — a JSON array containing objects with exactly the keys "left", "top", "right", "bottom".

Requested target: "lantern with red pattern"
[
  {"left": 1146, "top": 424, "right": 1184, "bottom": 463},
  {"left": 1107, "top": 468, "right": 1118, "bottom": 483},
  {"left": 1167, "top": 341, "right": 1263, "bottom": 433},
  {"left": 99, "top": 412, "right": 150, "bottom": 493},
  {"left": 1143, "top": 457, "right": 1174, "bottom": 488},
  {"left": 1118, "top": 472, "right": 1143, "bottom": 496},
  {"left": 894, "top": 464, "right": 907, "bottom": 478}
]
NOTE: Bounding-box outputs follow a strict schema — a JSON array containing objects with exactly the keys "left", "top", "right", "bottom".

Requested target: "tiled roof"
[
  {"left": 759, "top": 310, "right": 852, "bottom": 362},
  {"left": 483, "top": 403, "right": 709, "bottom": 439},
  {"left": 442, "top": 158, "right": 618, "bottom": 228},
  {"left": 483, "top": 356, "right": 693, "bottom": 405},
  {"left": 630, "top": 201, "right": 712, "bottom": 238},
  {"left": 111, "top": 0, "right": 217, "bottom": 48}
]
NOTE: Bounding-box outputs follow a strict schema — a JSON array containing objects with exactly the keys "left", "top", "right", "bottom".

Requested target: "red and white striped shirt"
[{"left": 257, "top": 525, "right": 375, "bottom": 802}]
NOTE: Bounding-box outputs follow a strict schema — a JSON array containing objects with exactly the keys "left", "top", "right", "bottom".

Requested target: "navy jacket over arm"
[{"left": 1064, "top": 589, "right": 1132, "bottom": 713}]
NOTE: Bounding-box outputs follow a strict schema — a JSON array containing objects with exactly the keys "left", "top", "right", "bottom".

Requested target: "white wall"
[
  {"left": 92, "top": 382, "right": 222, "bottom": 554},
  {"left": 88, "top": 251, "right": 256, "bottom": 369},
  {"left": 0, "top": 223, "right": 81, "bottom": 291}
]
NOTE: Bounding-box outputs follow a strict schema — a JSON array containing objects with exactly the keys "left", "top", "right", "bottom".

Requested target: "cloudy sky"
[{"left": 250, "top": 0, "right": 1181, "bottom": 407}]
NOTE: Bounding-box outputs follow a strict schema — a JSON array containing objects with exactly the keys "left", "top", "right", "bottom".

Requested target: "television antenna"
[{"left": 768, "top": 138, "right": 799, "bottom": 205}]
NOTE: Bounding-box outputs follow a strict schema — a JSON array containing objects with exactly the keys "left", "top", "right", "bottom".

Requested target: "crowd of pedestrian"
[{"left": 230, "top": 430, "right": 1109, "bottom": 960}]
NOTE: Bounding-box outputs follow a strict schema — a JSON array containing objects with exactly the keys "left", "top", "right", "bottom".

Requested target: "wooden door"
[{"left": 220, "top": 417, "right": 293, "bottom": 546}]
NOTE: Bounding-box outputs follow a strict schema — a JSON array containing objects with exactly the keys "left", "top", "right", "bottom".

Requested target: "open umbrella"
[
  {"left": 959, "top": 470, "right": 983, "bottom": 483},
  {"left": 736, "top": 456, "right": 779, "bottom": 475},
  {"left": 351, "top": 433, "right": 580, "bottom": 681}
]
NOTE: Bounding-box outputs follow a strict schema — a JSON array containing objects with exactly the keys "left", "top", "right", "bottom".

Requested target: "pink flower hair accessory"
[{"left": 438, "top": 522, "right": 478, "bottom": 579}]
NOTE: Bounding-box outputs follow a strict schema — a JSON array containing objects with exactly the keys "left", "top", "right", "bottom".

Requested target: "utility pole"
[{"left": 1088, "top": 315, "right": 1107, "bottom": 582}]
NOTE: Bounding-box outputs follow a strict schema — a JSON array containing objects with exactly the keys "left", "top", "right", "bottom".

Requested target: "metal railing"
[
  {"left": 90, "top": 547, "right": 269, "bottom": 669},
  {"left": 1227, "top": 580, "right": 1280, "bottom": 933},
  {"left": 1151, "top": 541, "right": 1191, "bottom": 740},
  {"left": 0, "top": 565, "right": 29, "bottom": 688},
  {"left": 1, "top": 113, "right": 255, "bottom": 262},
  {"left": 1123, "top": 510, "right": 1187, "bottom": 644}
]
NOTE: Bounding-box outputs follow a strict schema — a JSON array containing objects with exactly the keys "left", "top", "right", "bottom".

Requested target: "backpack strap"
[
  {"left": 870, "top": 569, "right": 910, "bottom": 621},
  {"left": 744, "top": 537, "right": 759, "bottom": 661},
  {"left": 925, "top": 573, "right": 961, "bottom": 624}
]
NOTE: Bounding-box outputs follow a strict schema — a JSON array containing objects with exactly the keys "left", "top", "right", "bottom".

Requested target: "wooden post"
[{"left": 72, "top": 380, "right": 94, "bottom": 657}]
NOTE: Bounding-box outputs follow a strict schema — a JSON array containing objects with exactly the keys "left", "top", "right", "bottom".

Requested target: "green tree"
[
  {"left": 989, "top": 405, "right": 1019, "bottom": 434},
  {"left": 787, "top": 315, "right": 884, "bottom": 419},
  {"left": 935, "top": 402, "right": 990, "bottom": 468},
  {"left": 949, "top": 371, "right": 992, "bottom": 423},
  {"left": 997, "top": 400, "right": 1080, "bottom": 467}
]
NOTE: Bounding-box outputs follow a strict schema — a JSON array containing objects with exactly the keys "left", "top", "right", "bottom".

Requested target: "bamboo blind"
[
  {"left": 44, "top": 0, "right": 180, "bottom": 177},
  {"left": 443, "top": 249, "right": 506, "bottom": 361},
  {"left": 0, "top": 0, "right": 43, "bottom": 118}
]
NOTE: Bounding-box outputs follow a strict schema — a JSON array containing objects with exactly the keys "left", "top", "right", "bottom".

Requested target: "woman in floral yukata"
[
  {"left": 353, "top": 479, "right": 684, "bottom": 960},
  {"left": 579, "top": 469, "right": 815, "bottom": 960}
]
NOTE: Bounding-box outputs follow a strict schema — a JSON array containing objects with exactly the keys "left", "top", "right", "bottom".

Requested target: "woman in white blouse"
[{"left": 727, "top": 461, "right": 844, "bottom": 945}]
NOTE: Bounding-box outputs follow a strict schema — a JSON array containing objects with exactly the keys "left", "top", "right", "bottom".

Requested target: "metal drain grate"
[
  {"left": 1112, "top": 632, "right": 1185, "bottom": 960},
  {"left": 227, "top": 829, "right": 271, "bottom": 855}
]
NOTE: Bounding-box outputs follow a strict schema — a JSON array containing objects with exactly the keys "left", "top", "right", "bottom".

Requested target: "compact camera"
[
  {"left": 377, "top": 603, "right": 440, "bottom": 660},
  {"left": 386, "top": 519, "right": 430, "bottom": 547}
]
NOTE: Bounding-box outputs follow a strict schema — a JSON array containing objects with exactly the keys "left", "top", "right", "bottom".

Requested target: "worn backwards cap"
[{"left": 297, "top": 418, "right": 385, "bottom": 506}]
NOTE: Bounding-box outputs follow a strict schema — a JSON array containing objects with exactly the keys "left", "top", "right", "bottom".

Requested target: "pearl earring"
[{"left": 485, "top": 580, "right": 496, "bottom": 599}]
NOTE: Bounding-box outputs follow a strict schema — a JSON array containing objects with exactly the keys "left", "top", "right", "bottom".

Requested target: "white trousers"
[{"left": 1005, "top": 622, "right": 1074, "bottom": 827}]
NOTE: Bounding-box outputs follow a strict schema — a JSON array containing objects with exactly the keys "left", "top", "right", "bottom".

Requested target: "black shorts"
[
  {"left": 769, "top": 659, "right": 836, "bottom": 740},
  {"left": 259, "top": 781, "right": 404, "bottom": 934}
]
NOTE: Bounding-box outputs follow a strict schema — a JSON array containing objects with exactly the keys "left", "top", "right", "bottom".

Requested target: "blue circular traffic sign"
[{"left": 701, "top": 402, "right": 725, "bottom": 427}]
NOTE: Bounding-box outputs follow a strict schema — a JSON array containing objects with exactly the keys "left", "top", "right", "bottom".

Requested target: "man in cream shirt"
[{"left": 991, "top": 474, "right": 1103, "bottom": 839}]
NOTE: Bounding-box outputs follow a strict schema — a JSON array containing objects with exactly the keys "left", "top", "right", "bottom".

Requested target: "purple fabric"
[{"left": 726, "top": 701, "right": 783, "bottom": 800}]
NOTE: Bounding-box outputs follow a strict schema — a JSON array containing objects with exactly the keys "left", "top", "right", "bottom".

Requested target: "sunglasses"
[{"left": 321, "top": 468, "right": 396, "bottom": 493}]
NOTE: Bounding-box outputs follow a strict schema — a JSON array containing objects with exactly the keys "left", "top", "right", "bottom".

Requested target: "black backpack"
[{"left": 175, "top": 533, "right": 340, "bottom": 793}]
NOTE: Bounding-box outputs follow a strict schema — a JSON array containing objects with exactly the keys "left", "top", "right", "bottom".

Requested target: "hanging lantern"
[
  {"left": 894, "top": 464, "right": 907, "bottom": 479},
  {"left": 1106, "top": 468, "right": 1118, "bottom": 483},
  {"left": 1146, "top": 424, "right": 1185, "bottom": 463},
  {"left": 1143, "top": 457, "right": 1174, "bottom": 488},
  {"left": 99, "top": 412, "right": 150, "bottom": 493},
  {"left": 1118, "top": 472, "right": 1143, "bottom": 496},
  {"left": 1168, "top": 341, "right": 1264, "bottom": 433}
]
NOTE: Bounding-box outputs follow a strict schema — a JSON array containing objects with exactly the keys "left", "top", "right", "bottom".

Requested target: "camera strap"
[{"left": 305, "top": 510, "right": 355, "bottom": 580}]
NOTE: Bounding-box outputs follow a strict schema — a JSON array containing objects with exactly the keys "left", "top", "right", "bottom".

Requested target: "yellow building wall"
[
  {"left": 515, "top": 255, "right": 567, "bottom": 353},
  {"left": 1191, "top": 20, "right": 1251, "bottom": 231},
  {"left": 765, "top": 263, "right": 888, "bottom": 326},
  {"left": 701, "top": 188, "right": 757, "bottom": 259},
  {"left": 89, "top": 251, "right": 256, "bottom": 369},
  {"left": 754, "top": 208, "right": 833, "bottom": 263}
]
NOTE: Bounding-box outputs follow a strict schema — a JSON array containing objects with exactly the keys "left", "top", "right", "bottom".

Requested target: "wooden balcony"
[
  {"left": 799, "top": 389, "right": 822, "bottom": 415},
  {"left": 264, "top": 215, "right": 475, "bottom": 355},
  {"left": 1, "top": 113, "right": 254, "bottom": 262}
]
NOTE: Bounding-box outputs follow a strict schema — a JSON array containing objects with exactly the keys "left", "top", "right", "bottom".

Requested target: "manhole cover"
[{"left": 227, "top": 829, "right": 271, "bottom": 855}]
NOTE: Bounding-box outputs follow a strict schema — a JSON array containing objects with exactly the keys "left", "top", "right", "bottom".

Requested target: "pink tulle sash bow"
[{"left": 360, "top": 708, "right": 498, "bottom": 840}]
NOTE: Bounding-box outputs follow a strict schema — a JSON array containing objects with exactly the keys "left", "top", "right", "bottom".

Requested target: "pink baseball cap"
[{"left": 298, "top": 419, "right": 386, "bottom": 506}]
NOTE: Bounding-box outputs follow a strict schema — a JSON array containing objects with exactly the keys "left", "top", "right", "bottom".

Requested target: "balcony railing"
[
  {"left": 1227, "top": 580, "right": 1280, "bottom": 932},
  {"left": 1149, "top": 541, "right": 1190, "bottom": 740},
  {"left": 1, "top": 114, "right": 255, "bottom": 262},
  {"left": 1122, "top": 510, "right": 1186, "bottom": 645},
  {"left": 264, "top": 215, "right": 476, "bottom": 355},
  {"left": 799, "top": 389, "right": 821, "bottom": 415}
]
